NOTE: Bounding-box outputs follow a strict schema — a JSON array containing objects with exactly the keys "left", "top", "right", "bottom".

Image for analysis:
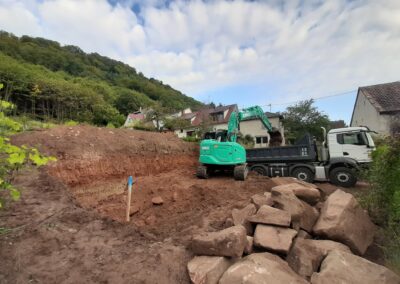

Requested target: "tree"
[
  {"left": 283, "top": 99, "right": 330, "bottom": 142},
  {"left": 163, "top": 117, "right": 191, "bottom": 131},
  {"left": 145, "top": 102, "right": 169, "bottom": 131}
]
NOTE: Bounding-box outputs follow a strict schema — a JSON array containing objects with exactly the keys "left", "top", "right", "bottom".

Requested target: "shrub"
[
  {"left": 182, "top": 136, "right": 200, "bottom": 143},
  {"left": 64, "top": 120, "right": 78, "bottom": 126},
  {"left": 361, "top": 136, "right": 400, "bottom": 271},
  {"left": 0, "top": 84, "right": 56, "bottom": 208}
]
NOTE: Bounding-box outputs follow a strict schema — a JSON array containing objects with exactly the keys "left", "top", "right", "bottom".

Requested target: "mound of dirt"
[{"left": 12, "top": 125, "right": 197, "bottom": 186}]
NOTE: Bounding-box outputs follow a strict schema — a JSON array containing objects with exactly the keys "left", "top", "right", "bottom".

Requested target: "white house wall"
[{"left": 351, "top": 91, "right": 391, "bottom": 134}]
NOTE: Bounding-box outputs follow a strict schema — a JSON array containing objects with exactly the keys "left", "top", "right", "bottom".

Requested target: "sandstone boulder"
[
  {"left": 313, "top": 189, "right": 376, "bottom": 255},
  {"left": 244, "top": 236, "right": 253, "bottom": 255},
  {"left": 272, "top": 183, "right": 321, "bottom": 205},
  {"left": 247, "top": 205, "right": 291, "bottom": 227},
  {"left": 253, "top": 224, "right": 297, "bottom": 254},
  {"left": 191, "top": 225, "right": 247, "bottom": 257},
  {"left": 311, "top": 250, "right": 400, "bottom": 284},
  {"left": 151, "top": 196, "right": 164, "bottom": 205},
  {"left": 231, "top": 204, "right": 257, "bottom": 235},
  {"left": 287, "top": 238, "right": 352, "bottom": 278},
  {"left": 250, "top": 193, "right": 273, "bottom": 209},
  {"left": 272, "top": 186, "right": 319, "bottom": 232},
  {"left": 187, "top": 256, "right": 232, "bottom": 284},
  {"left": 219, "top": 252, "right": 308, "bottom": 284}
]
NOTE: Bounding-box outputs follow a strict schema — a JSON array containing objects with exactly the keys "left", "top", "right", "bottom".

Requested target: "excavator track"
[
  {"left": 196, "top": 165, "right": 209, "bottom": 179},
  {"left": 234, "top": 164, "right": 248, "bottom": 181}
]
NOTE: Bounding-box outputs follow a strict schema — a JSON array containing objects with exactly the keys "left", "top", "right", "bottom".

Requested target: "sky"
[{"left": 1, "top": 0, "right": 400, "bottom": 123}]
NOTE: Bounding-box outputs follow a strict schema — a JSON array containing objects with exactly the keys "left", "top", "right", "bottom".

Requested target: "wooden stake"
[{"left": 126, "top": 176, "right": 133, "bottom": 222}]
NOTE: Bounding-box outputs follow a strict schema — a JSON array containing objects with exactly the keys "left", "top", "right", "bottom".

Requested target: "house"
[
  {"left": 124, "top": 109, "right": 145, "bottom": 127},
  {"left": 174, "top": 104, "right": 285, "bottom": 147},
  {"left": 240, "top": 111, "right": 285, "bottom": 147},
  {"left": 351, "top": 81, "right": 400, "bottom": 135},
  {"left": 174, "top": 104, "right": 238, "bottom": 138}
]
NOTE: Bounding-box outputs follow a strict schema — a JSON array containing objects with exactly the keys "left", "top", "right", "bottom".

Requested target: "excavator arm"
[{"left": 227, "top": 106, "right": 274, "bottom": 142}]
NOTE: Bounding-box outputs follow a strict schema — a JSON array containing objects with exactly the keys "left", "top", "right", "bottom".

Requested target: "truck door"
[{"left": 336, "top": 132, "right": 370, "bottom": 162}]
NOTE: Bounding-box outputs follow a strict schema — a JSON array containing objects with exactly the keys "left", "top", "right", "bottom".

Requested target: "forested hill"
[{"left": 0, "top": 31, "right": 202, "bottom": 126}]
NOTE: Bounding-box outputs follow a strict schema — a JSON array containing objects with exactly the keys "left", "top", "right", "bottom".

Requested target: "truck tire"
[
  {"left": 250, "top": 165, "right": 267, "bottom": 176},
  {"left": 291, "top": 167, "right": 314, "bottom": 183},
  {"left": 234, "top": 165, "right": 248, "bottom": 181},
  {"left": 329, "top": 167, "right": 357, "bottom": 188},
  {"left": 196, "top": 165, "right": 209, "bottom": 179}
]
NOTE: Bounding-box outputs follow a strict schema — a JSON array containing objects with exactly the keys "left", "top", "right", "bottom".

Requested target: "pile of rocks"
[{"left": 187, "top": 180, "right": 400, "bottom": 284}]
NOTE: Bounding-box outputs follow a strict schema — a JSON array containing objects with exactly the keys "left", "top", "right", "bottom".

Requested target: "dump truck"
[
  {"left": 197, "top": 104, "right": 375, "bottom": 187},
  {"left": 246, "top": 126, "right": 375, "bottom": 187}
]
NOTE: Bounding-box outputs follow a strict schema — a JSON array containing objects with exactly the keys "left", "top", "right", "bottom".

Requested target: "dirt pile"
[
  {"left": 12, "top": 125, "right": 197, "bottom": 186},
  {"left": 10, "top": 125, "right": 274, "bottom": 240}
]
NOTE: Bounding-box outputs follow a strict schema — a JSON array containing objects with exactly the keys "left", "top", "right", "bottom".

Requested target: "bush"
[
  {"left": 64, "top": 120, "right": 78, "bottom": 126},
  {"left": 361, "top": 136, "right": 400, "bottom": 271},
  {"left": 182, "top": 136, "right": 200, "bottom": 143}
]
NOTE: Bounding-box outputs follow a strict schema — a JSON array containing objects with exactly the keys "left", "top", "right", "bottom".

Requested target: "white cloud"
[{"left": 0, "top": 0, "right": 400, "bottom": 105}]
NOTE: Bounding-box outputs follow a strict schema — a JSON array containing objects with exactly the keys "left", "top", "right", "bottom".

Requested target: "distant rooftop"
[{"left": 359, "top": 81, "right": 400, "bottom": 114}]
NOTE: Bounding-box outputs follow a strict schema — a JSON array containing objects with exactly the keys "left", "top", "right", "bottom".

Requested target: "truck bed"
[{"left": 246, "top": 134, "right": 317, "bottom": 163}]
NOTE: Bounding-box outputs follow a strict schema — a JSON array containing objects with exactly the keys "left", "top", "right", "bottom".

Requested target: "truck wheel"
[
  {"left": 196, "top": 165, "right": 209, "bottom": 179},
  {"left": 329, "top": 167, "right": 357, "bottom": 188},
  {"left": 291, "top": 167, "right": 314, "bottom": 183},
  {"left": 250, "top": 166, "right": 267, "bottom": 176},
  {"left": 234, "top": 165, "right": 248, "bottom": 181}
]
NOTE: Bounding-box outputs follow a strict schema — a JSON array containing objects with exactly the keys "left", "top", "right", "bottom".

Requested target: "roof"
[
  {"left": 191, "top": 104, "right": 238, "bottom": 126},
  {"left": 359, "top": 81, "right": 400, "bottom": 114},
  {"left": 127, "top": 113, "right": 145, "bottom": 120}
]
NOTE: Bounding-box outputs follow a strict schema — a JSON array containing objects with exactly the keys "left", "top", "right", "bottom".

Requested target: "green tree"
[
  {"left": 164, "top": 117, "right": 191, "bottom": 131},
  {"left": 283, "top": 99, "right": 330, "bottom": 142}
]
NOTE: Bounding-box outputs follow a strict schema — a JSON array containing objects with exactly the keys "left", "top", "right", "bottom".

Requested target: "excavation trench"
[{"left": 11, "top": 125, "right": 272, "bottom": 240}]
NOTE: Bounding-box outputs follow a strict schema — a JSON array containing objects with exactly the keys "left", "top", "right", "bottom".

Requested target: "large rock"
[
  {"left": 250, "top": 193, "right": 273, "bottom": 209},
  {"left": 187, "top": 256, "right": 232, "bottom": 284},
  {"left": 191, "top": 225, "right": 247, "bottom": 257},
  {"left": 272, "top": 183, "right": 321, "bottom": 205},
  {"left": 253, "top": 224, "right": 297, "bottom": 254},
  {"left": 313, "top": 189, "right": 376, "bottom": 255},
  {"left": 311, "top": 250, "right": 400, "bottom": 284},
  {"left": 272, "top": 186, "right": 319, "bottom": 232},
  {"left": 247, "top": 205, "right": 291, "bottom": 227},
  {"left": 231, "top": 204, "right": 257, "bottom": 235},
  {"left": 219, "top": 252, "right": 308, "bottom": 284},
  {"left": 287, "top": 238, "right": 352, "bottom": 278}
]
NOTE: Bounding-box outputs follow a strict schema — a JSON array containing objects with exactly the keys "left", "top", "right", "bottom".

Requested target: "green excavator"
[{"left": 196, "top": 106, "right": 282, "bottom": 180}]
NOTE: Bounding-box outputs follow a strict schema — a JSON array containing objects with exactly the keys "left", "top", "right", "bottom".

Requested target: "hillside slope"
[{"left": 0, "top": 31, "right": 202, "bottom": 125}]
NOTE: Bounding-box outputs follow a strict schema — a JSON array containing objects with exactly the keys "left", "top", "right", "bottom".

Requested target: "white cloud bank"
[{"left": 0, "top": 0, "right": 400, "bottom": 104}]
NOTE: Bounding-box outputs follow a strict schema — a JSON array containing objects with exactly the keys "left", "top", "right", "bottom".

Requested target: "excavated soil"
[
  {"left": 1, "top": 126, "right": 276, "bottom": 283},
  {"left": 0, "top": 125, "right": 383, "bottom": 283}
]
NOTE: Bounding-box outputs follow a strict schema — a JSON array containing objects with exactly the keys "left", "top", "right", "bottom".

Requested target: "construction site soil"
[{"left": 0, "top": 126, "right": 382, "bottom": 283}]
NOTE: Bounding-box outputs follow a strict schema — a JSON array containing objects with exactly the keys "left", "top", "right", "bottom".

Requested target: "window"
[
  {"left": 337, "top": 132, "right": 367, "bottom": 145},
  {"left": 211, "top": 112, "right": 224, "bottom": 122},
  {"left": 256, "top": 136, "right": 268, "bottom": 144}
]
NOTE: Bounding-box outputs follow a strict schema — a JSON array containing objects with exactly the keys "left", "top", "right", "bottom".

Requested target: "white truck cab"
[{"left": 327, "top": 127, "right": 375, "bottom": 163}]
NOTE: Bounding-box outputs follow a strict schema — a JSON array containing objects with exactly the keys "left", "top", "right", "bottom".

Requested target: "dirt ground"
[{"left": 0, "top": 126, "right": 383, "bottom": 283}]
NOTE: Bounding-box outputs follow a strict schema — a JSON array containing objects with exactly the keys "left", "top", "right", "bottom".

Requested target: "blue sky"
[{"left": 1, "top": 0, "right": 399, "bottom": 123}]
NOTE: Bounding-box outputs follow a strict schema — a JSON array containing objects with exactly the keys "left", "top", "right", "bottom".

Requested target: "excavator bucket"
[{"left": 269, "top": 130, "right": 283, "bottom": 147}]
